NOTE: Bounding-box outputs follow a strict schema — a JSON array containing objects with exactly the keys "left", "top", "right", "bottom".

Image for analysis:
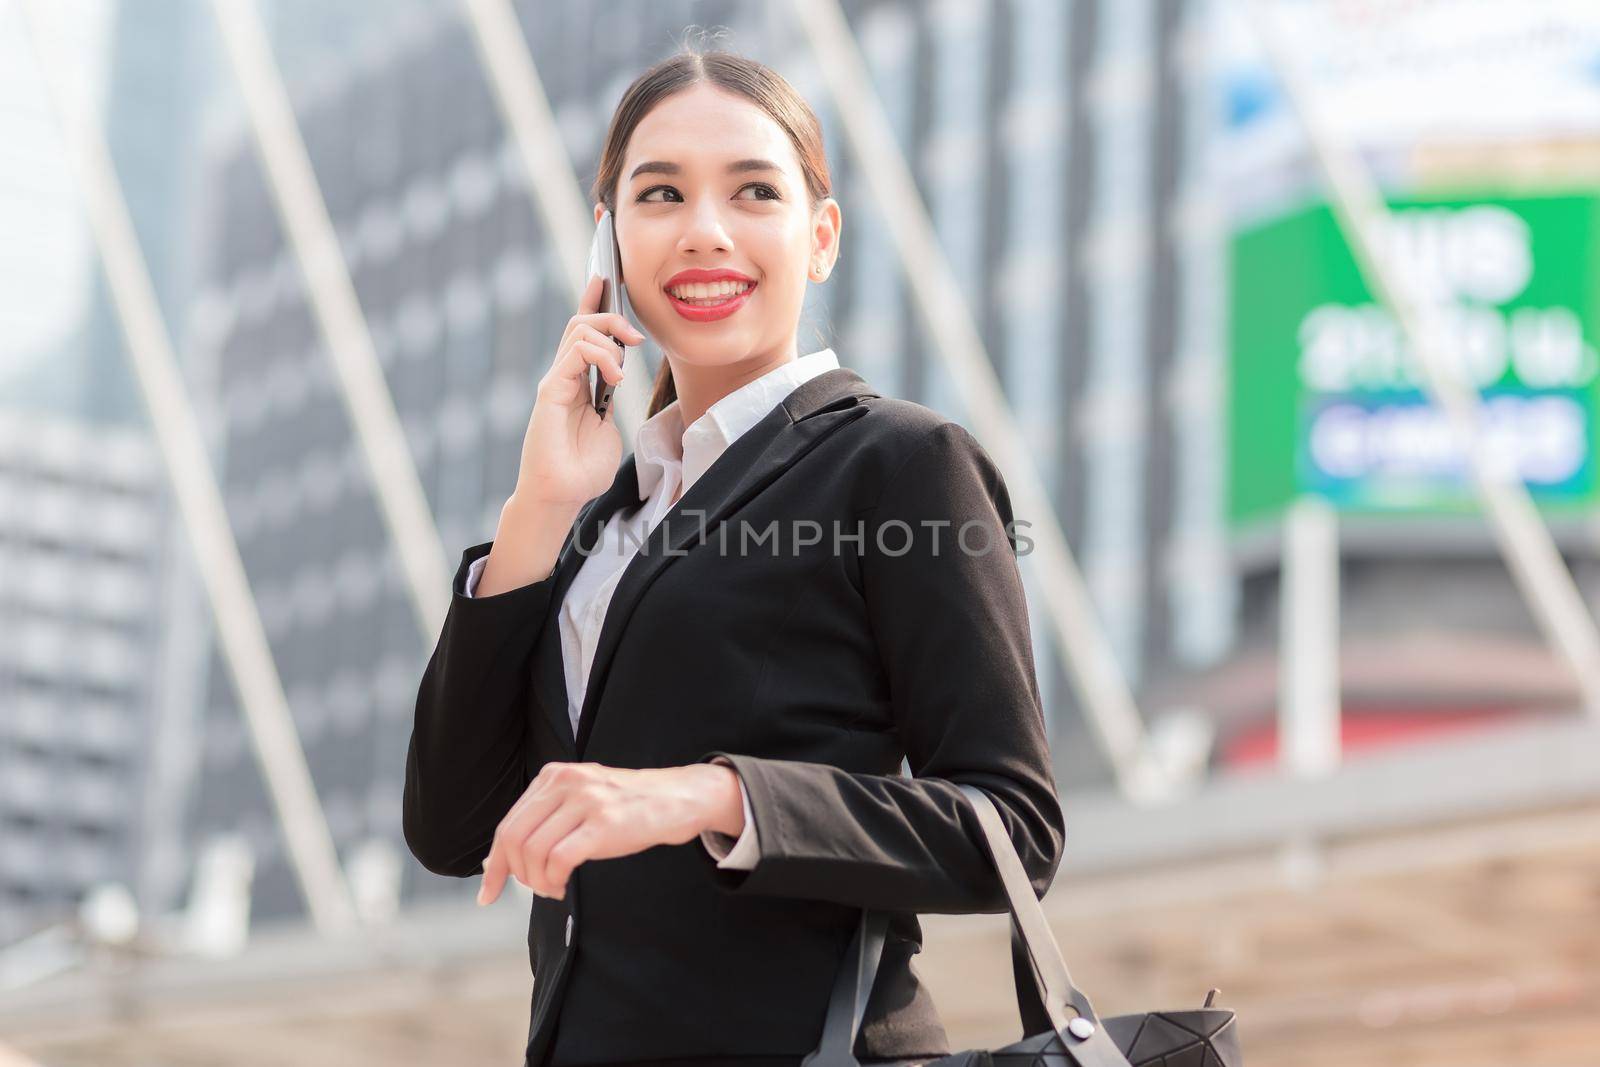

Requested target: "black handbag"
[{"left": 804, "top": 784, "right": 1243, "bottom": 1067}]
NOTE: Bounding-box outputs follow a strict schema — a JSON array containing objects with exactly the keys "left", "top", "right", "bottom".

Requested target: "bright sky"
[{"left": 0, "top": 0, "right": 113, "bottom": 378}]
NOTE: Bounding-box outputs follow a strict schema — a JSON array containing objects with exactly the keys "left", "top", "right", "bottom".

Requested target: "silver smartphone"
[{"left": 586, "top": 209, "right": 641, "bottom": 420}]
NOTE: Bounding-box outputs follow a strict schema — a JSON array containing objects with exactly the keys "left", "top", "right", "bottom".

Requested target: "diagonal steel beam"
[
  {"left": 459, "top": 0, "right": 649, "bottom": 439},
  {"left": 209, "top": 0, "right": 453, "bottom": 637},
  {"left": 1246, "top": 0, "right": 1600, "bottom": 718},
  {"left": 18, "top": 0, "right": 357, "bottom": 935},
  {"left": 789, "top": 0, "right": 1158, "bottom": 798}
]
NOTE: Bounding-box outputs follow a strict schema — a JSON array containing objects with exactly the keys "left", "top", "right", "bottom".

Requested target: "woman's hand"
[
  {"left": 511, "top": 274, "right": 646, "bottom": 509},
  {"left": 477, "top": 760, "right": 745, "bottom": 905}
]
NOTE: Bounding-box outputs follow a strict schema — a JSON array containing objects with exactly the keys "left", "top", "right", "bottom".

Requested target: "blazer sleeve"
[
  {"left": 698, "top": 421, "right": 1065, "bottom": 914},
  {"left": 402, "top": 540, "right": 557, "bottom": 878}
]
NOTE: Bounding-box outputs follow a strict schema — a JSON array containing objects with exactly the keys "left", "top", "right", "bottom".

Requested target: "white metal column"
[
  {"left": 1280, "top": 495, "right": 1341, "bottom": 778},
  {"left": 19, "top": 1, "right": 358, "bottom": 935}
]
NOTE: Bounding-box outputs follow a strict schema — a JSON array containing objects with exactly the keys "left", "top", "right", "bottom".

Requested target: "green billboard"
[{"left": 1227, "top": 193, "right": 1600, "bottom": 529}]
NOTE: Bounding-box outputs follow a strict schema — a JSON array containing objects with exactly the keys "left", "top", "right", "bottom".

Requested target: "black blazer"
[{"left": 403, "top": 366, "right": 1066, "bottom": 1066}]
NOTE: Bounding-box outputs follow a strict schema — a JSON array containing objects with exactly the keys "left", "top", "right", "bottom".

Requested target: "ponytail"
[{"left": 645, "top": 356, "right": 677, "bottom": 419}]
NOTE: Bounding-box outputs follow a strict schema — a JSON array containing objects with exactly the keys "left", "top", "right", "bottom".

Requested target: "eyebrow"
[{"left": 627, "top": 158, "right": 783, "bottom": 181}]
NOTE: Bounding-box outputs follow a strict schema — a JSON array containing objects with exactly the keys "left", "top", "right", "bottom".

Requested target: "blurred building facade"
[
  {"left": 0, "top": 411, "right": 165, "bottom": 946},
  {"left": 0, "top": 0, "right": 467, "bottom": 945},
  {"left": 0, "top": 0, "right": 216, "bottom": 948}
]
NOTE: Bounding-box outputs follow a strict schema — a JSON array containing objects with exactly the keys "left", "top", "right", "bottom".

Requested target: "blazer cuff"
[
  {"left": 461, "top": 545, "right": 556, "bottom": 599},
  {"left": 699, "top": 757, "right": 760, "bottom": 869},
  {"left": 446, "top": 540, "right": 560, "bottom": 623}
]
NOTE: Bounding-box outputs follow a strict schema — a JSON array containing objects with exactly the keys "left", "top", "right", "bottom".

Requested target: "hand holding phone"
[{"left": 512, "top": 265, "right": 643, "bottom": 509}]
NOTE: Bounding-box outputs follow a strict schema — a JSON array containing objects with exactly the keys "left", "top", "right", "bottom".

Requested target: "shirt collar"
[{"left": 634, "top": 348, "right": 841, "bottom": 501}]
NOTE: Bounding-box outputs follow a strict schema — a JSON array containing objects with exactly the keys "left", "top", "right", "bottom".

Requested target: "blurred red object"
[{"left": 1220, "top": 705, "right": 1530, "bottom": 769}]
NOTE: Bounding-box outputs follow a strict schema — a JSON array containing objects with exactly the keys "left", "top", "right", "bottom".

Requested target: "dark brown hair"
[{"left": 590, "top": 48, "right": 833, "bottom": 419}]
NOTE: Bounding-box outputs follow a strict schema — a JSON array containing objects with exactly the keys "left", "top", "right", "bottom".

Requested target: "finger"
[
  {"left": 554, "top": 323, "right": 612, "bottom": 380},
  {"left": 581, "top": 339, "right": 626, "bottom": 387},
  {"left": 578, "top": 313, "right": 645, "bottom": 347},
  {"left": 577, "top": 273, "right": 604, "bottom": 316},
  {"left": 543, "top": 820, "right": 601, "bottom": 898},
  {"left": 556, "top": 311, "right": 641, "bottom": 366},
  {"left": 479, "top": 773, "right": 564, "bottom": 905},
  {"left": 566, "top": 337, "right": 626, "bottom": 388},
  {"left": 479, "top": 839, "right": 510, "bottom": 906},
  {"left": 555, "top": 276, "right": 605, "bottom": 351},
  {"left": 520, "top": 802, "right": 587, "bottom": 897},
  {"left": 492, "top": 777, "right": 571, "bottom": 902},
  {"left": 480, "top": 833, "right": 523, "bottom": 907},
  {"left": 561, "top": 316, "right": 637, "bottom": 357}
]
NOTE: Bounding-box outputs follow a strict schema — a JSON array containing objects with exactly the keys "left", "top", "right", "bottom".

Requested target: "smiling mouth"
[
  {"left": 663, "top": 279, "right": 758, "bottom": 322},
  {"left": 664, "top": 280, "right": 755, "bottom": 306}
]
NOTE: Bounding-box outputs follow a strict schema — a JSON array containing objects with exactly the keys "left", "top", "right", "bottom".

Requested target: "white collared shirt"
[{"left": 465, "top": 348, "right": 842, "bottom": 870}]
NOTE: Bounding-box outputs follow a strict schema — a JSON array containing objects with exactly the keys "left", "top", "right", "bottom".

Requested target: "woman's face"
[{"left": 597, "top": 82, "right": 840, "bottom": 370}]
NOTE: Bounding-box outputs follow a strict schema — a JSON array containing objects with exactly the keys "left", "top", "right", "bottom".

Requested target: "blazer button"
[{"left": 564, "top": 913, "right": 574, "bottom": 946}]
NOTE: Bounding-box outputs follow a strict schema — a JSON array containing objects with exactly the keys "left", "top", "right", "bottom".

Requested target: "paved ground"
[{"left": 4, "top": 800, "right": 1597, "bottom": 1066}]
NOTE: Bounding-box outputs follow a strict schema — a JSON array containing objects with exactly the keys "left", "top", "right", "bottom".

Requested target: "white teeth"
[{"left": 667, "top": 280, "right": 751, "bottom": 300}]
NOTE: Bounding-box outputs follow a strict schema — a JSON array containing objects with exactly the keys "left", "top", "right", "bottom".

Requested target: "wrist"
[
  {"left": 693, "top": 763, "right": 745, "bottom": 839},
  {"left": 502, "top": 490, "right": 583, "bottom": 525},
  {"left": 477, "top": 493, "right": 582, "bottom": 593}
]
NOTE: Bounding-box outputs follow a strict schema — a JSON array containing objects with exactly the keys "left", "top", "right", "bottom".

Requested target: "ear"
[
  {"left": 809, "top": 197, "right": 842, "bottom": 282},
  {"left": 594, "top": 201, "right": 606, "bottom": 224}
]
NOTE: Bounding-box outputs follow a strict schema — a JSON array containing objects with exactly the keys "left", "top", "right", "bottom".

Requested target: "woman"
[{"left": 403, "top": 48, "right": 1065, "bottom": 1067}]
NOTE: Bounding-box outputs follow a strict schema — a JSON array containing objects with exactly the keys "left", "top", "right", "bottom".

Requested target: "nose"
[{"left": 676, "top": 195, "right": 732, "bottom": 257}]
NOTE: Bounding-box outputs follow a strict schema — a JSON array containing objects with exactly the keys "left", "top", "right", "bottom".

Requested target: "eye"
[
  {"left": 736, "top": 182, "right": 782, "bottom": 201},
  {"left": 636, "top": 185, "right": 682, "bottom": 203}
]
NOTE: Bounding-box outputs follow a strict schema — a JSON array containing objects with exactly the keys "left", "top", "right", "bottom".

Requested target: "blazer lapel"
[
  {"left": 572, "top": 367, "right": 880, "bottom": 758},
  {"left": 532, "top": 455, "right": 643, "bottom": 756}
]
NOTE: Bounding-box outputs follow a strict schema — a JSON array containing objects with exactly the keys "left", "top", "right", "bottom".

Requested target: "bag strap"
[
  {"left": 955, "top": 786, "right": 1091, "bottom": 1027},
  {"left": 799, "top": 908, "right": 889, "bottom": 1066},
  {"left": 952, "top": 784, "right": 1136, "bottom": 1067},
  {"left": 807, "top": 784, "right": 1137, "bottom": 1067}
]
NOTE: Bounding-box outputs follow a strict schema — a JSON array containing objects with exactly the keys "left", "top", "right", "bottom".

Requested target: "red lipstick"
[{"left": 663, "top": 268, "right": 758, "bottom": 323}]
